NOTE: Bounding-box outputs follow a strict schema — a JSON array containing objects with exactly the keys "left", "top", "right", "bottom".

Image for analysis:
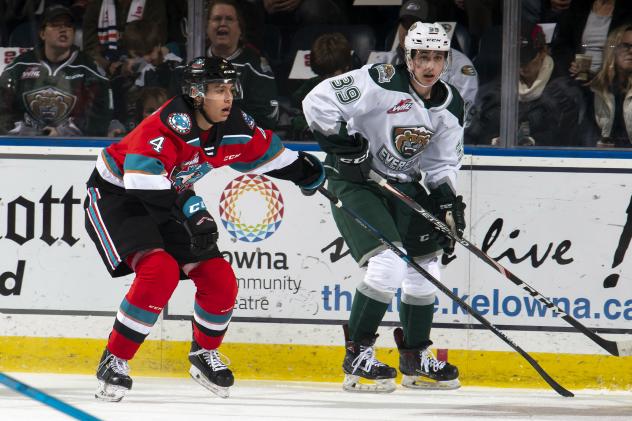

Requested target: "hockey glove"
[
  {"left": 334, "top": 134, "right": 372, "bottom": 183},
  {"left": 264, "top": 151, "right": 326, "bottom": 196},
  {"left": 173, "top": 190, "right": 219, "bottom": 256},
  {"left": 429, "top": 185, "right": 466, "bottom": 255},
  {"left": 297, "top": 152, "right": 326, "bottom": 196}
]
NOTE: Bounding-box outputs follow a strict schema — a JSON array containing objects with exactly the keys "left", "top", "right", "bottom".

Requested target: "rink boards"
[{"left": 0, "top": 141, "right": 631, "bottom": 389}]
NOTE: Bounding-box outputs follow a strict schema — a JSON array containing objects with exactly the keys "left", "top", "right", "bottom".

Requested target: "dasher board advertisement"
[{"left": 0, "top": 148, "right": 631, "bottom": 335}]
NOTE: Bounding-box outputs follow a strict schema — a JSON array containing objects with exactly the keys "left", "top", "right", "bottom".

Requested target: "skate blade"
[
  {"left": 189, "top": 365, "right": 230, "bottom": 399},
  {"left": 95, "top": 380, "right": 128, "bottom": 402},
  {"left": 342, "top": 374, "right": 396, "bottom": 394},
  {"left": 401, "top": 375, "right": 461, "bottom": 390}
]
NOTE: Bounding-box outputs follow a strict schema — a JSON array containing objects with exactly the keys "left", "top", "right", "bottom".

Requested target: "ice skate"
[
  {"left": 188, "top": 340, "right": 234, "bottom": 398},
  {"left": 394, "top": 327, "right": 460, "bottom": 390},
  {"left": 95, "top": 348, "right": 133, "bottom": 402},
  {"left": 341, "top": 324, "right": 397, "bottom": 393}
]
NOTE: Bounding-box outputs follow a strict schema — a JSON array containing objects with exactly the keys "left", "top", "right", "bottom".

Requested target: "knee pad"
[
  {"left": 127, "top": 249, "right": 180, "bottom": 308},
  {"left": 363, "top": 248, "right": 408, "bottom": 295},
  {"left": 401, "top": 256, "right": 439, "bottom": 305},
  {"left": 189, "top": 257, "right": 238, "bottom": 305}
]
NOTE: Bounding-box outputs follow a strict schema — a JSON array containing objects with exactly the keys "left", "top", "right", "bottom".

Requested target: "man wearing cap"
[
  {"left": 466, "top": 22, "right": 585, "bottom": 146},
  {"left": 0, "top": 5, "right": 113, "bottom": 136},
  {"left": 393, "top": 0, "right": 478, "bottom": 121}
]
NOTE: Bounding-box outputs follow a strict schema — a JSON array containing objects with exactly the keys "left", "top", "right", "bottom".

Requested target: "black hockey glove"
[
  {"left": 333, "top": 134, "right": 372, "bottom": 183},
  {"left": 264, "top": 151, "right": 326, "bottom": 196},
  {"left": 429, "top": 185, "right": 466, "bottom": 255},
  {"left": 297, "top": 152, "right": 326, "bottom": 196},
  {"left": 173, "top": 190, "right": 218, "bottom": 256}
]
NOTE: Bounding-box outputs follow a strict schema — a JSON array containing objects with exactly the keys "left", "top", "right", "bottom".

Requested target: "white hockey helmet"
[{"left": 405, "top": 21, "right": 450, "bottom": 55}]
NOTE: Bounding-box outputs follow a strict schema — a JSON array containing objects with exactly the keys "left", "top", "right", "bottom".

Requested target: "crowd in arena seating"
[{"left": 0, "top": 0, "right": 631, "bottom": 148}]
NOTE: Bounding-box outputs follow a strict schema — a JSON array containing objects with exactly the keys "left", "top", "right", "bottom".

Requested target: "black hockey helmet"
[{"left": 183, "top": 56, "right": 243, "bottom": 106}]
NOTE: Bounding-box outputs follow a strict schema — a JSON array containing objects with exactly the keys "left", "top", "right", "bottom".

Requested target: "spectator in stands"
[
  {"left": 2, "top": 1, "right": 82, "bottom": 48},
  {"left": 551, "top": 0, "right": 632, "bottom": 81},
  {"left": 109, "top": 19, "right": 181, "bottom": 133},
  {"left": 134, "top": 86, "right": 168, "bottom": 123},
  {"left": 289, "top": 32, "right": 352, "bottom": 140},
  {"left": 82, "top": 0, "right": 167, "bottom": 75},
  {"left": 466, "top": 22, "right": 585, "bottom": 146},
  {"left": 206, "top": 0, "right": 279, "bottom": 129},
  {"left": 0, "top": 5, "right": 112, "bottom": 136},
  {"left": 394, "top": 0, "right": 478, "bottom": 120},
  {"left": 587, "top": 24, "right": 632, "bottom": 147}
]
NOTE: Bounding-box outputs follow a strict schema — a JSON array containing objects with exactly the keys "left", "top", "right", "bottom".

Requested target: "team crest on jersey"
[
  {"left": 24, "top": 86, "right": 76, "bottom": 125},
  {"left": 375, "top": 64, "right": 395, "bottom": 83},
  {"left": 392, "top": 126, "right": 433, "bottom": 158},
  {"left": 387, "top": 99, "right": 413, "bottom": 114},
  {"left": 461, "top": 65, "right": 477, "bottom": 76},
  {"left": 167, "top": 112, "right": 192, "bottom": 134},
  {"left": 170, "top": 162, "right": 213, "bottom": 191},
  {"left": 241, "top": 111, "right": 255, "bottom": 129}
]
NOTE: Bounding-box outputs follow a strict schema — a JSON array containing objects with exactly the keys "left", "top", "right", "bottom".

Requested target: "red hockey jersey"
[{"left": 95, "top": 95, "right": 299, "bottom": 223}]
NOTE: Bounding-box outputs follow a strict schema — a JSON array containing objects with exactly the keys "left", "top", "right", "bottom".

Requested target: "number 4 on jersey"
[{"left": 148, "top": 136, "right": 165, "bottom": 153}]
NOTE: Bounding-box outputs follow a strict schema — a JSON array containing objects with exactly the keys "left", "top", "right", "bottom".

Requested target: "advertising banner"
[{"left": 1, "top": 149, "right": 631, "bottom": 337}]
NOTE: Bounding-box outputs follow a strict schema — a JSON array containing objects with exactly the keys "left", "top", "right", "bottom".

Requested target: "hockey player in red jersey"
[{"left": 85, "top": 56, "right": 325, "bottom": 401}]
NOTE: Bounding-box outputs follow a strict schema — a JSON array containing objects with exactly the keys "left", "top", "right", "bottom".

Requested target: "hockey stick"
[
  {"left": 0, "top": 371, "right": 101, "bottom": 420},
  {"left": 318, "top": 186, "right": 573, "bottom": 397},
  {"left": 369, "top": 170, "right": 632, "bottom": 357}
]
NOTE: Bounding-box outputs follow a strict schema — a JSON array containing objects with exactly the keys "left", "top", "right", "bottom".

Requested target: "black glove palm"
[
  {"left": 429, "top": 187, "right": 466, "bottom": 255},
  {"left": 174, "top": 190, "right": 218, "bottom": 256}
]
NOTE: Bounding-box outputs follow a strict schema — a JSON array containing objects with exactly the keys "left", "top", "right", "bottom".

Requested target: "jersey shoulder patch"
[
  {"left": 159, "top": 95, "right": 199, "bottom": 140},
  {"left": 461, "top": 65, "right": 477, "bottom": 76},
  {"left": 166, "top": 112, "right": 192, "bottom": 134},
  {"left": 373, "top": 63, "right": 396, "bottom": 83},
  {"left": 368, "top": 63, "right": 409, "bottom": 94},
  {"left": 240, "top": 110, "right": 256, "bottom": 130}
]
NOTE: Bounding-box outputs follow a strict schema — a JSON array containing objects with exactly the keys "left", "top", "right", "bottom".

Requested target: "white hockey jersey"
[{"left": 303, "top": 63, "right": 464, "bottom": 191}]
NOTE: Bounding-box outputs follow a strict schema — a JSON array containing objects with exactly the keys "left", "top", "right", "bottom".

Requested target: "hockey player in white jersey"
[
  {"left": 303, "top": 22, "right": 466, "bottom": 393},
  {"left": 391, "top": 0, "right": 478, "bottom": 121}
]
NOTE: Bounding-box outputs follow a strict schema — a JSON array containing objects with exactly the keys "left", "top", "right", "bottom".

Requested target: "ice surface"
[{"left": 1, "top": 373, "right": 631, "bottom": 421}]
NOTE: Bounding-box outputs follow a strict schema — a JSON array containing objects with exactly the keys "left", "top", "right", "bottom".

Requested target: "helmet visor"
[{"left": 203, "top": 78, "right": 243, "bottom": 100}]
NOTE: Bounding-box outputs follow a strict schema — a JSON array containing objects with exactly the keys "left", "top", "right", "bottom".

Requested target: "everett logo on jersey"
[
  {"left": 393, "top": 126, "right": 433, "bottom": 158},
  {"left": 24, "top": 86, "right": 77, "bottom": 125},
  {"left": 375, "top": 64, "right": 395, "bottom": 83},
  {"left": 387, "top": 99, "right": 413, "bottom": 114}
]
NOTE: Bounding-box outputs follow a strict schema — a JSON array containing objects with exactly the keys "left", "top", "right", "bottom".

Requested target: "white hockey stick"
[{"left": 369, "top": 170, "right": 632, "bottom": 357}]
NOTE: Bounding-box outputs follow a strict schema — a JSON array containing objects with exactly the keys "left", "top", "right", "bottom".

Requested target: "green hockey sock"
[
  {"left": 348, "top": 289, "right": 389, "bottom": 342},
  {"left": 399, "top": 302, "right": 434, "bottom": 349}
]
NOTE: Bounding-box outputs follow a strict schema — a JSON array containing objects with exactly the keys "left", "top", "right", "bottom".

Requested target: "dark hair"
[
  {"left": 310, "top": 32, "right": 352, "bottom": 77},
  {"left": 136, "top": 87, "right": 169, "bottom": 121},
  {"left": 122, "top": 20, "right": 164, "bottom": 56}
]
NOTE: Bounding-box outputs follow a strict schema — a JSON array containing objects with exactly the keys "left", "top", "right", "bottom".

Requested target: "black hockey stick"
[
  {"left": 369, "top": 170, "right": 632, "bottom": 357},
  {"left": 318, "top": 186, "right": 574, "bottom": 397}
]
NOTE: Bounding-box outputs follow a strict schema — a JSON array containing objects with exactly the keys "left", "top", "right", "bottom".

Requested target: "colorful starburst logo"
[{"left": 219, "top": 174, "right": 284, "bottom": 242}]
